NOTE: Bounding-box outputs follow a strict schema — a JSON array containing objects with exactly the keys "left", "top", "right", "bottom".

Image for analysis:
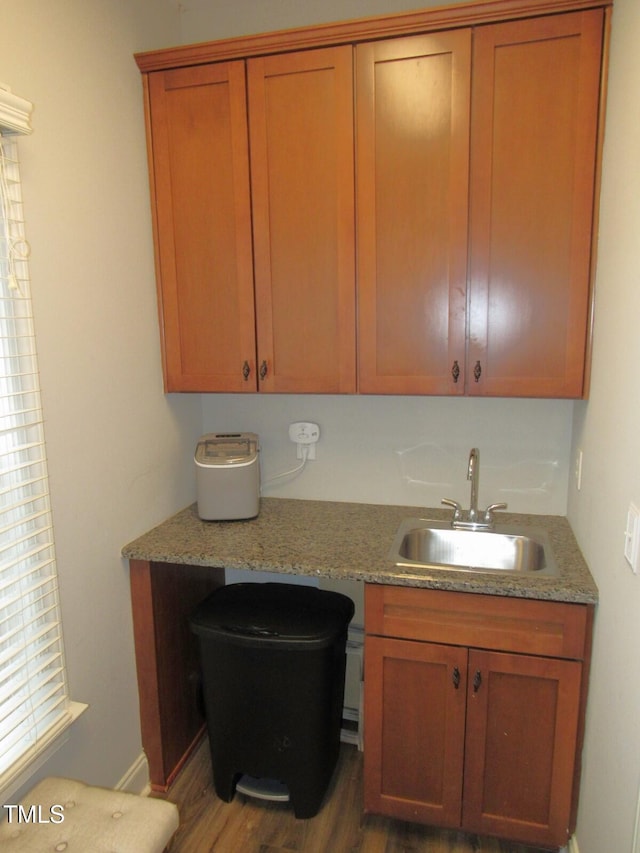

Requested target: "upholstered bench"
[{"left": 0, "top": 776, "right": 179, "bottom": 852}]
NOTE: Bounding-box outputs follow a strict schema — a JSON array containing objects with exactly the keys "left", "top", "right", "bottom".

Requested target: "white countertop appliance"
[{"left": 195, "top": 432, "right": 260, "bottom": 521}]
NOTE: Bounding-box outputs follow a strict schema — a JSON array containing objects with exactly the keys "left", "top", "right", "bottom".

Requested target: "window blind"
[{"left": 0, "top": 97, "right": 77, "bottom": 796}]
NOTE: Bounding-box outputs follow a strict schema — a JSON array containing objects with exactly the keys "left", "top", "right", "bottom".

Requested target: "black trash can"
[{"left": 190, "top": 582, "right": 355, "bottom": 818}]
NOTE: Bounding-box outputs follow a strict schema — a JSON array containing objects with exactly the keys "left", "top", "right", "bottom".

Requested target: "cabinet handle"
[
  {"left": 451, "top": 360, "right": 460, "bottom": 383},
  {"left": 473, "top": 670, "right": 482, "bottom": 693},
  {"left": 474, "top": 360, "right": 482, "bottom": 382},
  {"left": 259, "top": 360, "right": 268, "bottom": 380},
  {"left": 452, "top": 666, "right": 460, "bottom": 689},
  {"left": 242, "top": 361, "right": 250, "bottom": 381}
]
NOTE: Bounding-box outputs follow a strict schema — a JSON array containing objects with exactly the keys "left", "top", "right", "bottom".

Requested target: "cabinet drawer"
[{"left": 365, "top": 585, "right": 590, "bottom": 660}]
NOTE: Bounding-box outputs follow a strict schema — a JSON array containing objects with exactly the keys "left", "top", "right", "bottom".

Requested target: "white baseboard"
[
  {"left": 561, "top": 835, "right": 579, "bottom": 853},
  {"left": 115, "top": 752, "right": 149, "bottom": 795}
]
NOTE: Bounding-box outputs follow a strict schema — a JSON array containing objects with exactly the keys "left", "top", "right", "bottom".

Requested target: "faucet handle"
[
  {"left": 483, "top": 502, "right": 507, "bottom": 523},
  {"left": 442, "top": 498, "right": 463, "bottom": 521}
]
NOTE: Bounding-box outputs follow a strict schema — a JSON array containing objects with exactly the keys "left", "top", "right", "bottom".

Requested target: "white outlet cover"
[
  {"left": 288, "top": 422, "right": 320, "bottom": 444},
  {"left": 624, "top": 503, "right": 640, "bottom": 573},
  {"left": 575, "top": 449, "right": 583, "bottom": 490}
]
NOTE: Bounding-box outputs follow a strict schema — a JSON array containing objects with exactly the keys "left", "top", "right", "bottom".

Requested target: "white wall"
[
  {"left": 0, "top": 0, "right": 200, "bottom": 796},
  {"left": 177, "top": 0, "right": 450, "bottom": 42},
  {"left": 203, "top": 394, "right": 573, "bottom": 515},
  {"left": 567, "top": 1, "right": 640, "bottom": 851}
]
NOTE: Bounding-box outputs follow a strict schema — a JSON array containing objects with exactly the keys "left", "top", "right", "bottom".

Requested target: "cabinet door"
[
  {"left": 147, "top": 63, "right": 256, "bottom": 392},
  {"left": 248, "top": 47, "right": 356, "bottom": 393},
  {"left": 463, "top": 649, "right": 582, "bottom": 848},
  {"left": 356, "top": 31, "right": 471, "bottom": 395},
  {"left": 364, "top": 635, "right": 467, "bottom": 826},
  {"left": 468, "top": 10, "right": 604, "bottom": 397}
]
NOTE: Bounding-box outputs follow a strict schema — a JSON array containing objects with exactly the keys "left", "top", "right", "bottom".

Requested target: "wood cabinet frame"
[
  {"left": 129, "top": 560, "right": 224, "bottom": 791},
  {"left": 135, "top": 1, "right": 610, "bottom": 71}
]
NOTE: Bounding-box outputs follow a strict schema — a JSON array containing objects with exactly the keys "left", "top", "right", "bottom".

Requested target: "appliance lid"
[
  {"left": 190, "top": 583, "right": 355, "bottom": 647},
  {"left": 195, "top": 432, "right": 259, "bottom": 467}
]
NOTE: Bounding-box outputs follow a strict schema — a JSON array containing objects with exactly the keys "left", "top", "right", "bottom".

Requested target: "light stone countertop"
[{"left": 122, "top": 497, "right": 598, "bottom": 605}]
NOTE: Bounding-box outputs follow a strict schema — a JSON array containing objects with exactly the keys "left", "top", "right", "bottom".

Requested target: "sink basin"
[{"left": 388, "top": 519, "right": 558, "bottom": 575}]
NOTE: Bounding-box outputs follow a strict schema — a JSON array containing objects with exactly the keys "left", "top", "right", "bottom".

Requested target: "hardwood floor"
[{"left": 159, "top": 738, "right": 551, "bottom": 853}]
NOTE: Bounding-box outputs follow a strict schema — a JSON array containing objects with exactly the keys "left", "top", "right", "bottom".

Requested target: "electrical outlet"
[
  {"left": 624, "top": 503, "right": 640, "bottom": 573},
  {"left": 575, "top": 449, "right": 583, "bottom": 490},
  {"left": 288, "top": 422, "right": 320, "bottom": 460}
]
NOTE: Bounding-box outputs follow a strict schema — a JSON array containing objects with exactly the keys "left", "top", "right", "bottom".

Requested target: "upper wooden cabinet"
[
  {"left": 144, "top": 47, "right": 355, "bottom": 392},
  {"left": 356, "top": 9, "right": 605, "bottom": 396},
  {"left": 147, "top": 62, "right": 255, "bottom": 392},
  {"left": 136, "top": 0, "right": 610, "bottom": 397},
  {"left": 467, "top": 11, "right": 605, "bottom": 397},
  {"left": 356, "top": 30, "right": 471, "bottom": 395},
  {"left": 247, "top": 48, "right": 356, "bottom": 393}
]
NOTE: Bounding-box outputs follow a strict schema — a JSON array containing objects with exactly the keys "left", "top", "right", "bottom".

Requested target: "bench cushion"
[{"left": 0, "top": 777, "right": 179, "bottom": 852}]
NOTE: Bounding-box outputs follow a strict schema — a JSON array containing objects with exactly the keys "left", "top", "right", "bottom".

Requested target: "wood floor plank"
[{"left": 158, "top": 738, "right": 551, "bottom": 853}]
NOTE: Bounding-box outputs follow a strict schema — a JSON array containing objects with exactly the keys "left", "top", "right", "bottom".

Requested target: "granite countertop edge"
[{"left": 122, "top": 497, "right": 598, "bottom": 605}]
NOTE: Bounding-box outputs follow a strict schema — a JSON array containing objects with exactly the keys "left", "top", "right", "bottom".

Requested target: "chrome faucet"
[
  {"left": 442, "top": 447, "right": 507, "bottom": 530},
  {"left": 467, "top": 447, "right": 480, "bottom": 523}
]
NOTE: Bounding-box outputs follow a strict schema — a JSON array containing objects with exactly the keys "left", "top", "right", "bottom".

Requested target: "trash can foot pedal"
[{"left": 236, "top": 774, "right": 290, "bottom": 802}]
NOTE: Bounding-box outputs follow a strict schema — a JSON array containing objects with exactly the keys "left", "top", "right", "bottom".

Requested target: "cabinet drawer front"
[{"left": 365, "top": 584, "right": 589, "bottom": 659}]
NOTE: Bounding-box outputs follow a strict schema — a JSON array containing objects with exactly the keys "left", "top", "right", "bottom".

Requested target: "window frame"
[{"left": 0, "top": 83, "right": 86, "bottom": 802}]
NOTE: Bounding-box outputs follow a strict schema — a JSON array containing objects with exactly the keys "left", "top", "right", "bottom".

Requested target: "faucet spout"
[
  {"left": 442, "top": 447, "right": 507, "bottom": 529},
  {"left": 467, "top": 447, "right": 480, "bottom": 522}
]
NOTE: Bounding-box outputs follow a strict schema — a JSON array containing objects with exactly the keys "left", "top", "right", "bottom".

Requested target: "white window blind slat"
[
  {"left": 0, "top": 506, "right": 51, "bottom": 539},
  {"left": 0, "top": 511, "right": 53, "bottom": 541},
  {"left": 0, "top": 452, "right": 44, "bottom": 472},
  {"left": 0, "top": 660, "right": 64, "bottom": 730},
  {"left": 0, "top": 529, "right": 55, "bottom": 564},
  {"left": 0, "top": 685, "right": 67, "bottom": 758},
  {"left": 0, "top": 611, "right": 59, "bottom": 648},
  {"left": 0, "top": 498, "right": 50, "bottom": 529},
  {"left": 0, "top": 444, "right": 47, "bottom": 469},
  {"left": 0, "top": 125, "right": 72, "bottom": 786},
  {"left": 0, "top": 572, "right": 56, "bottom": 609},
  {"left": 0, "top": 614, "right": 61, "bottom": 669},
  {"left": 0, "top": 636, "right": 60, "bottom": 686},
  {"left": 0, "top": 627, "right": 64, "bottom": 679}
]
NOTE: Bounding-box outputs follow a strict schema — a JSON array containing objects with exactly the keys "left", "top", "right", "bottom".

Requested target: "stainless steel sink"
[{"left": 388, "top": 519, "right": 558, "bottom": 575}]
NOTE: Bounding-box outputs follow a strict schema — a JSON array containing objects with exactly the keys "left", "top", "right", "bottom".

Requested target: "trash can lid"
[{"left": 190, "top": 582, "right": 354, "bottom": 646}]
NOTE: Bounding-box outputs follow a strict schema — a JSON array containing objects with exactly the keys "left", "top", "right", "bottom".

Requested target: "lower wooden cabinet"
[{"left": 364, "top": 585, "right": 593, "bottom": 849}]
